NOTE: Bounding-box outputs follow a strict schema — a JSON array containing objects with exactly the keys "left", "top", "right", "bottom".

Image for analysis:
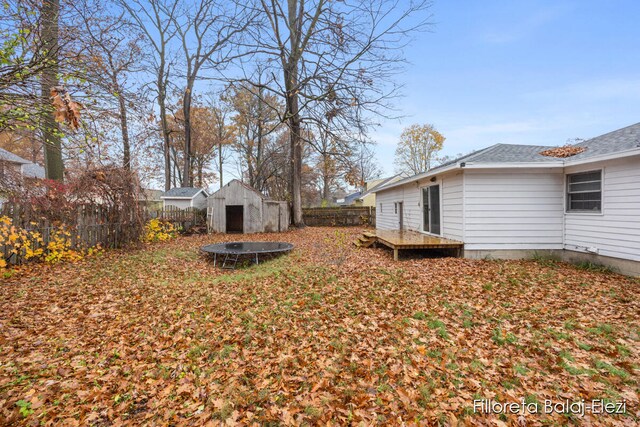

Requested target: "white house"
[
  {"left": 373, "top": 123, "right": 640, "bottom": 276},
  {"left": 0, "top": 148, "right": 45, "bottom": 207},
  {"left": 0, "top": 148, "right": 45, "bottom": 181},
  {"left": 161, "top": 187, "right": 209, "bottom": 210}
]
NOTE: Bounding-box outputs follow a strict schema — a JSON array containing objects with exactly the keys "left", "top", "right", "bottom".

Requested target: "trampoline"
[{"left": 201, "top": 241, "right": 294, "bottom": 269}]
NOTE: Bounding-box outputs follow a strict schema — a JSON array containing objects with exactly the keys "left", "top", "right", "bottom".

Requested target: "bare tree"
[
  {"left": 173, "top": 0, "right": 254, "bottom": 187},
  {"left": 244, "top": 0, "right": 432, "bottom": 226},
  {"left": 206, "top": 94, "right": 234, "bottom": 187},
  {"left": 225, "top": 82, "right": 282, "bottom": 191},
  {"left": 72, "top": 0, "right": 144, "bottom": 170},
  {"left": 120, "top": 0, "right": 179, "bottom": 190}
]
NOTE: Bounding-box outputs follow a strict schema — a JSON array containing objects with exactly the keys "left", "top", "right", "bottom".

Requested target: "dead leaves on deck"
[{"left": 0, "top": 227, "right": 638, "bottom": 426}]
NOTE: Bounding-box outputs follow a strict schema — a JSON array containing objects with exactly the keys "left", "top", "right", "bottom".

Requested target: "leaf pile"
[
  {"left": 539, "top": 145, "right": 586, "bottom": 158},
  {"left": 0, "top": 227, "right": 638, "bottom": 426}
]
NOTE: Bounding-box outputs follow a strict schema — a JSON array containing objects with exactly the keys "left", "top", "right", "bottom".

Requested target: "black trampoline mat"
[{"left": 201, "top": 241, "right": 294, "bottom": 255}]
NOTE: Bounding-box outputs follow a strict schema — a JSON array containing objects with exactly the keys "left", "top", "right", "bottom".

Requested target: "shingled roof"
[
  {"left": 375, "top": 122, "right": 640, "bottom": 193},
  {"left": 0, "top": 148, "right": 30, "bottom": 164},
  {"left": 162, "top": 187, "right": 207, "bottom": 198}
]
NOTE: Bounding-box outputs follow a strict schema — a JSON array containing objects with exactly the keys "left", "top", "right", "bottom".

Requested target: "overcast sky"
[{"left": 372, "top": 0, "right": 640, "bottom": 176}]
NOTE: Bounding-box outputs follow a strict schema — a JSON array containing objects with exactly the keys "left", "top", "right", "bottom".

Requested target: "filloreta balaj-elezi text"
[{"left": 473, "top": 399, "right": 627, "bottom": 416}]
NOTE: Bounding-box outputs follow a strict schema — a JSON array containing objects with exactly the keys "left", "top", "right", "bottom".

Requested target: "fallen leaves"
[
  {"left": 0, "top": 227, "right": 638, "bottom": 426},
  {"left": 539, "top": 145, "right": 586, "bottom": 158}
]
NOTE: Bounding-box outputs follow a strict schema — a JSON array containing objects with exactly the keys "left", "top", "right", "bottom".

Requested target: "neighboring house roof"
[
  {"left": 21, "top": 163, "right": 45, "bottom": 179},
  {"left": 337, "top": 190, "right": 362, "bottom": 205},
  {"left": 0, "top": 148, "right": 31, "bottom": 164},
  {"left": 356, "top": 175, "right": 402, "bottom": 201},
  {"left": 161, "top": 187, "right": 208, "bottom": 199},
  {"left": 375, "top": 122, "right": 640, "bottom": 193}
]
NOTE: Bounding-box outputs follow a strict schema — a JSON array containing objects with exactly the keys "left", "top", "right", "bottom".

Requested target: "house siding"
[
  {"left": 564, "top": 156, "right": 640, "bottom": 262},
  {"left": 192, "top": 192, "right": 207, "bottom": 210},
  {"left": 442, "top": 172, "right": 464, "bottom": 241},
  {"left": 375, "top": 171, "right": 464, "bottom": 241},
  {"left": 463, "top": 169, "right": 564, "bottom": 250},
  {"left": 163, "top": 199, "right": 193, "bottom": 210}
]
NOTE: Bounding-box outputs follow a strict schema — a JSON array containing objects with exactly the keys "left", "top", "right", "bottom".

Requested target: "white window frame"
[{"left": 566, "top": 169, "right": 602, "bottom": 213}]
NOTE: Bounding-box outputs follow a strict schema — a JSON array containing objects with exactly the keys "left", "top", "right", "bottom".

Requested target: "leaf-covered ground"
[{"left": 0, "top": 227, "right": 638, "bottom": 426}]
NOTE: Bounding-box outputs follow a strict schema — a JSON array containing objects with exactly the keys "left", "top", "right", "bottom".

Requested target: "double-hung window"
[{"left": 566, "top": 170, "right": 602, "bottom": 212}]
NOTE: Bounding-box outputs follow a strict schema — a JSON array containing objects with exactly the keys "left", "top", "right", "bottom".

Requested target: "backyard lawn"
[{"left": 0, "top": 227, "right": 638, "bottom": 426}]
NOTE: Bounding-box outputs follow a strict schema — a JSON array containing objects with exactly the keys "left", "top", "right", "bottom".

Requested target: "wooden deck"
[{"left": 373, "top": 230, "right": 464, "bottom": 260}]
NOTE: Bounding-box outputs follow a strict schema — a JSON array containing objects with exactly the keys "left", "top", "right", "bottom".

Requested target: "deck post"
[{"left": 393, "top": 248, "right": 398, "bottom": 261}]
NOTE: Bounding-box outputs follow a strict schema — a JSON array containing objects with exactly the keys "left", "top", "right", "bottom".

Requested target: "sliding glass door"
[{"left": 422, "top": 185, "right": 441, "bottom": 235}]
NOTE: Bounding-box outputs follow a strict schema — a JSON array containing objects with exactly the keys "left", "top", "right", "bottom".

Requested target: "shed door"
[
  {"left": 422, "top": 185, "right": 441, "bottom": 235},
  {"left": 226, "top": 205, "right": 244, "bottom": 233}
]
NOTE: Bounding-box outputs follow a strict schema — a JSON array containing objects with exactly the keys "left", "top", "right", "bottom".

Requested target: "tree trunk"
[
  {"left": 117, "top": 91, "right": 131, "bottom": 169},
  {"left": 284, "top": 63, "right": 303, "bottom": 226},
  {"left": 41, "top": 0, "right": 64, "bottom": 181},
  {"left": 218, "top": 141, "right": 223, "bottom": 187},
  {"left": 322, "top": 155, "right": 330, "bottom": 201},
  {"left": 157, "top": 65, "right": 171, "bottom": 190},
  {"left": 182, "top": 79, "right": 194, "bottom": 187}
]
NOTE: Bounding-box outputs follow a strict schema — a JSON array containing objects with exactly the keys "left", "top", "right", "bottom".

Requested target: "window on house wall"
[
  {"left": 567, "top": 170, "right": 602, "bottom": 212},
  {"left": 379, "top": 203, "right": 382, "bottom": 213},
  {"left": 394, "top": 202, "right": 397, "bottom": 214}
]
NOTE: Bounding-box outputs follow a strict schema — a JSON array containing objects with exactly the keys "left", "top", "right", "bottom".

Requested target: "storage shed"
[{"left": 207, "top": 179, "right": 289, "bottom": 233}]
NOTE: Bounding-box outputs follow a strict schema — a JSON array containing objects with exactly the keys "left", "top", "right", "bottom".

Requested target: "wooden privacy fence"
[
  {"left": 302, "top": 206, "right": 376, "bottom": 227},
  {"left": 146, "top": 206, "right": 207, "bottom": 229},
  {"left": 1, "top": 203, "right": 142, "bottom": 266}
]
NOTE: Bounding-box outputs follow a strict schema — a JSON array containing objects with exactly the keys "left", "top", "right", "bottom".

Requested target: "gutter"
[{"left": 372, "top": 163, "right": 460, "bottom": 193}]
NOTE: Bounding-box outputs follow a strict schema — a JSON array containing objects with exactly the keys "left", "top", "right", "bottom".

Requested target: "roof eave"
[
  {"left": 373, "top": 163, "right": 461, "bottom": 193},
  {"left": 564, "top": 147, "right": 640, "bottom": 166},
  {"left": 462, "top": 161, "right": 564, "bottom": 169}
]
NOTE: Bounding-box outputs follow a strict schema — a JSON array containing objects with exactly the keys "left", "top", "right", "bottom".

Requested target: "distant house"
[
  {"left": 0, "top": 148, "right": 45, "bottom": 207},
  {"left": 161, "top": 187, "right": 209, "bottom": 210},
  {"left": 207, "top": 179, "right": 288, "bottom": 233},
  {"left": 373, "top": 123, "right": 640, "bottom": 276},
  {"left": 0, "top": 148, "right": 45, "bottom": 181},
  {"left": 139, "top": 188, "right": 163, "bottom": 210},
  {"left": 335, "top": 190, "right": 362, "bottom": 206},
  {"left": 336, "top": 175, "right": 401, "bottom": 207}
]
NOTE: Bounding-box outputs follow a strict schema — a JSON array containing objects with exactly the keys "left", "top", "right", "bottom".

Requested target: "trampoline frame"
[{"left": 201, "top": 241, "right": 294, "bottom": 269}]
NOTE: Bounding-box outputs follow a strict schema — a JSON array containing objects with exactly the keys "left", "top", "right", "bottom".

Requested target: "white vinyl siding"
[
  {"left": 463, "top": 169, "right": 564, "bottom": 249},
  {"left": 442, "top": 172, "right": 464, "bottom": 241},
  {"left": 564, "top": 157, "right": 640, "bottom": 261},
  {"left": 163, "top": 199, "right": 193, "bottom": 210},
  {"left": 375, "top": 172, "right": 464, "bottom": 241}
]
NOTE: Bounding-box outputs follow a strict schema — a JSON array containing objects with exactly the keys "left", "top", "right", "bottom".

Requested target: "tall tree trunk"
[
  {"left": 284, "top": 63, "right": 303, "bottom": 226},
  {"left": 182, "top": 79, "right": 194, "bottom": 187},
  {"left": 117, "top": 92, "right": 131, "bottom": 169},
  {"left": 322, "top": 155, "right": 330, "bottom": 201},
  {"left": 41, "top": 0, "right": 63, "bottom": 181},
  {"left": 157, "top": 65, "right": 171, "bottom": 190},
  {"left": 218, "top": 141, "right": 223, "bottom": 187}
]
